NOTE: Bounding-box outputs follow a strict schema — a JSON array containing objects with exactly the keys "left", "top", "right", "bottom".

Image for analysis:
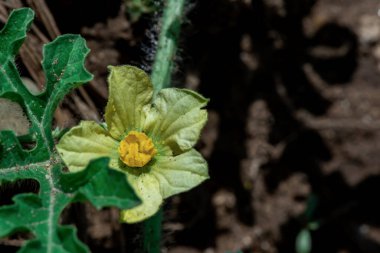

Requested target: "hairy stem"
[
  {"left": 150, "top": 0, "right": 186, "bottom": 94},
  {"left": 142, "top": 0, "right": 186, "bottom": 252}
]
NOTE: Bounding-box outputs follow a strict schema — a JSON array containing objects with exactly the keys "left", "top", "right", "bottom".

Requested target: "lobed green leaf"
[{"left": 0, "top": 8, "right": 140, "bottom": 253}]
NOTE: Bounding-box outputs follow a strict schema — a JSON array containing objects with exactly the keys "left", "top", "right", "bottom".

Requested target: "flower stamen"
[{"left": 118, "top": 131, "right": 157, "bottom": 167}]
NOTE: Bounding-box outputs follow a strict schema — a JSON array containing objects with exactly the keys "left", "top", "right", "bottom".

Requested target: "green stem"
[
  {"left": 18, "top": 127, "right": 69, "bottom": 143},
  {"left": 142, "top": 0, "right": 186, "bottom": 252},
  {"left": 150, "top": 0, "right": 186, "bottom": 94},
  {"left": 143, "top": 208, "right": 163, "bottom": 252}
]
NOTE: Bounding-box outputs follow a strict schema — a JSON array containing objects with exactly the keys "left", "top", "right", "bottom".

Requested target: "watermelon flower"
[{"left": 57, "top": 65, "right": 209, "bottom": 223}]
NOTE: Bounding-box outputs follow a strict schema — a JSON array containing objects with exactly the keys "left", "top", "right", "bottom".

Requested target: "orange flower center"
[{"left": 118, "top": 131, "right": 157, "bottom": 167}]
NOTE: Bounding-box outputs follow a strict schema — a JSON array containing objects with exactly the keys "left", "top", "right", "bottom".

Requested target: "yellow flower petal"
[
  {"left": 56, "top": 121, "right": 119, "bottom": 172},
  {"left": 144, "top": 88, "right": 208, "bottom": 154},
  {"left": 105, "top": 65, "right": 153, "bottom": 140},
  {"left": 120, "top": 173, "right": 163, "bottom": 223},
  {"left": 151, "top": 149, "right": 209, "bottom": 198}
]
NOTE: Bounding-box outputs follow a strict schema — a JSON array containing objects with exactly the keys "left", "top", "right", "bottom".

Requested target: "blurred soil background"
[{"left": 1, "top": 0, "right": 380, "bottom": 252}]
